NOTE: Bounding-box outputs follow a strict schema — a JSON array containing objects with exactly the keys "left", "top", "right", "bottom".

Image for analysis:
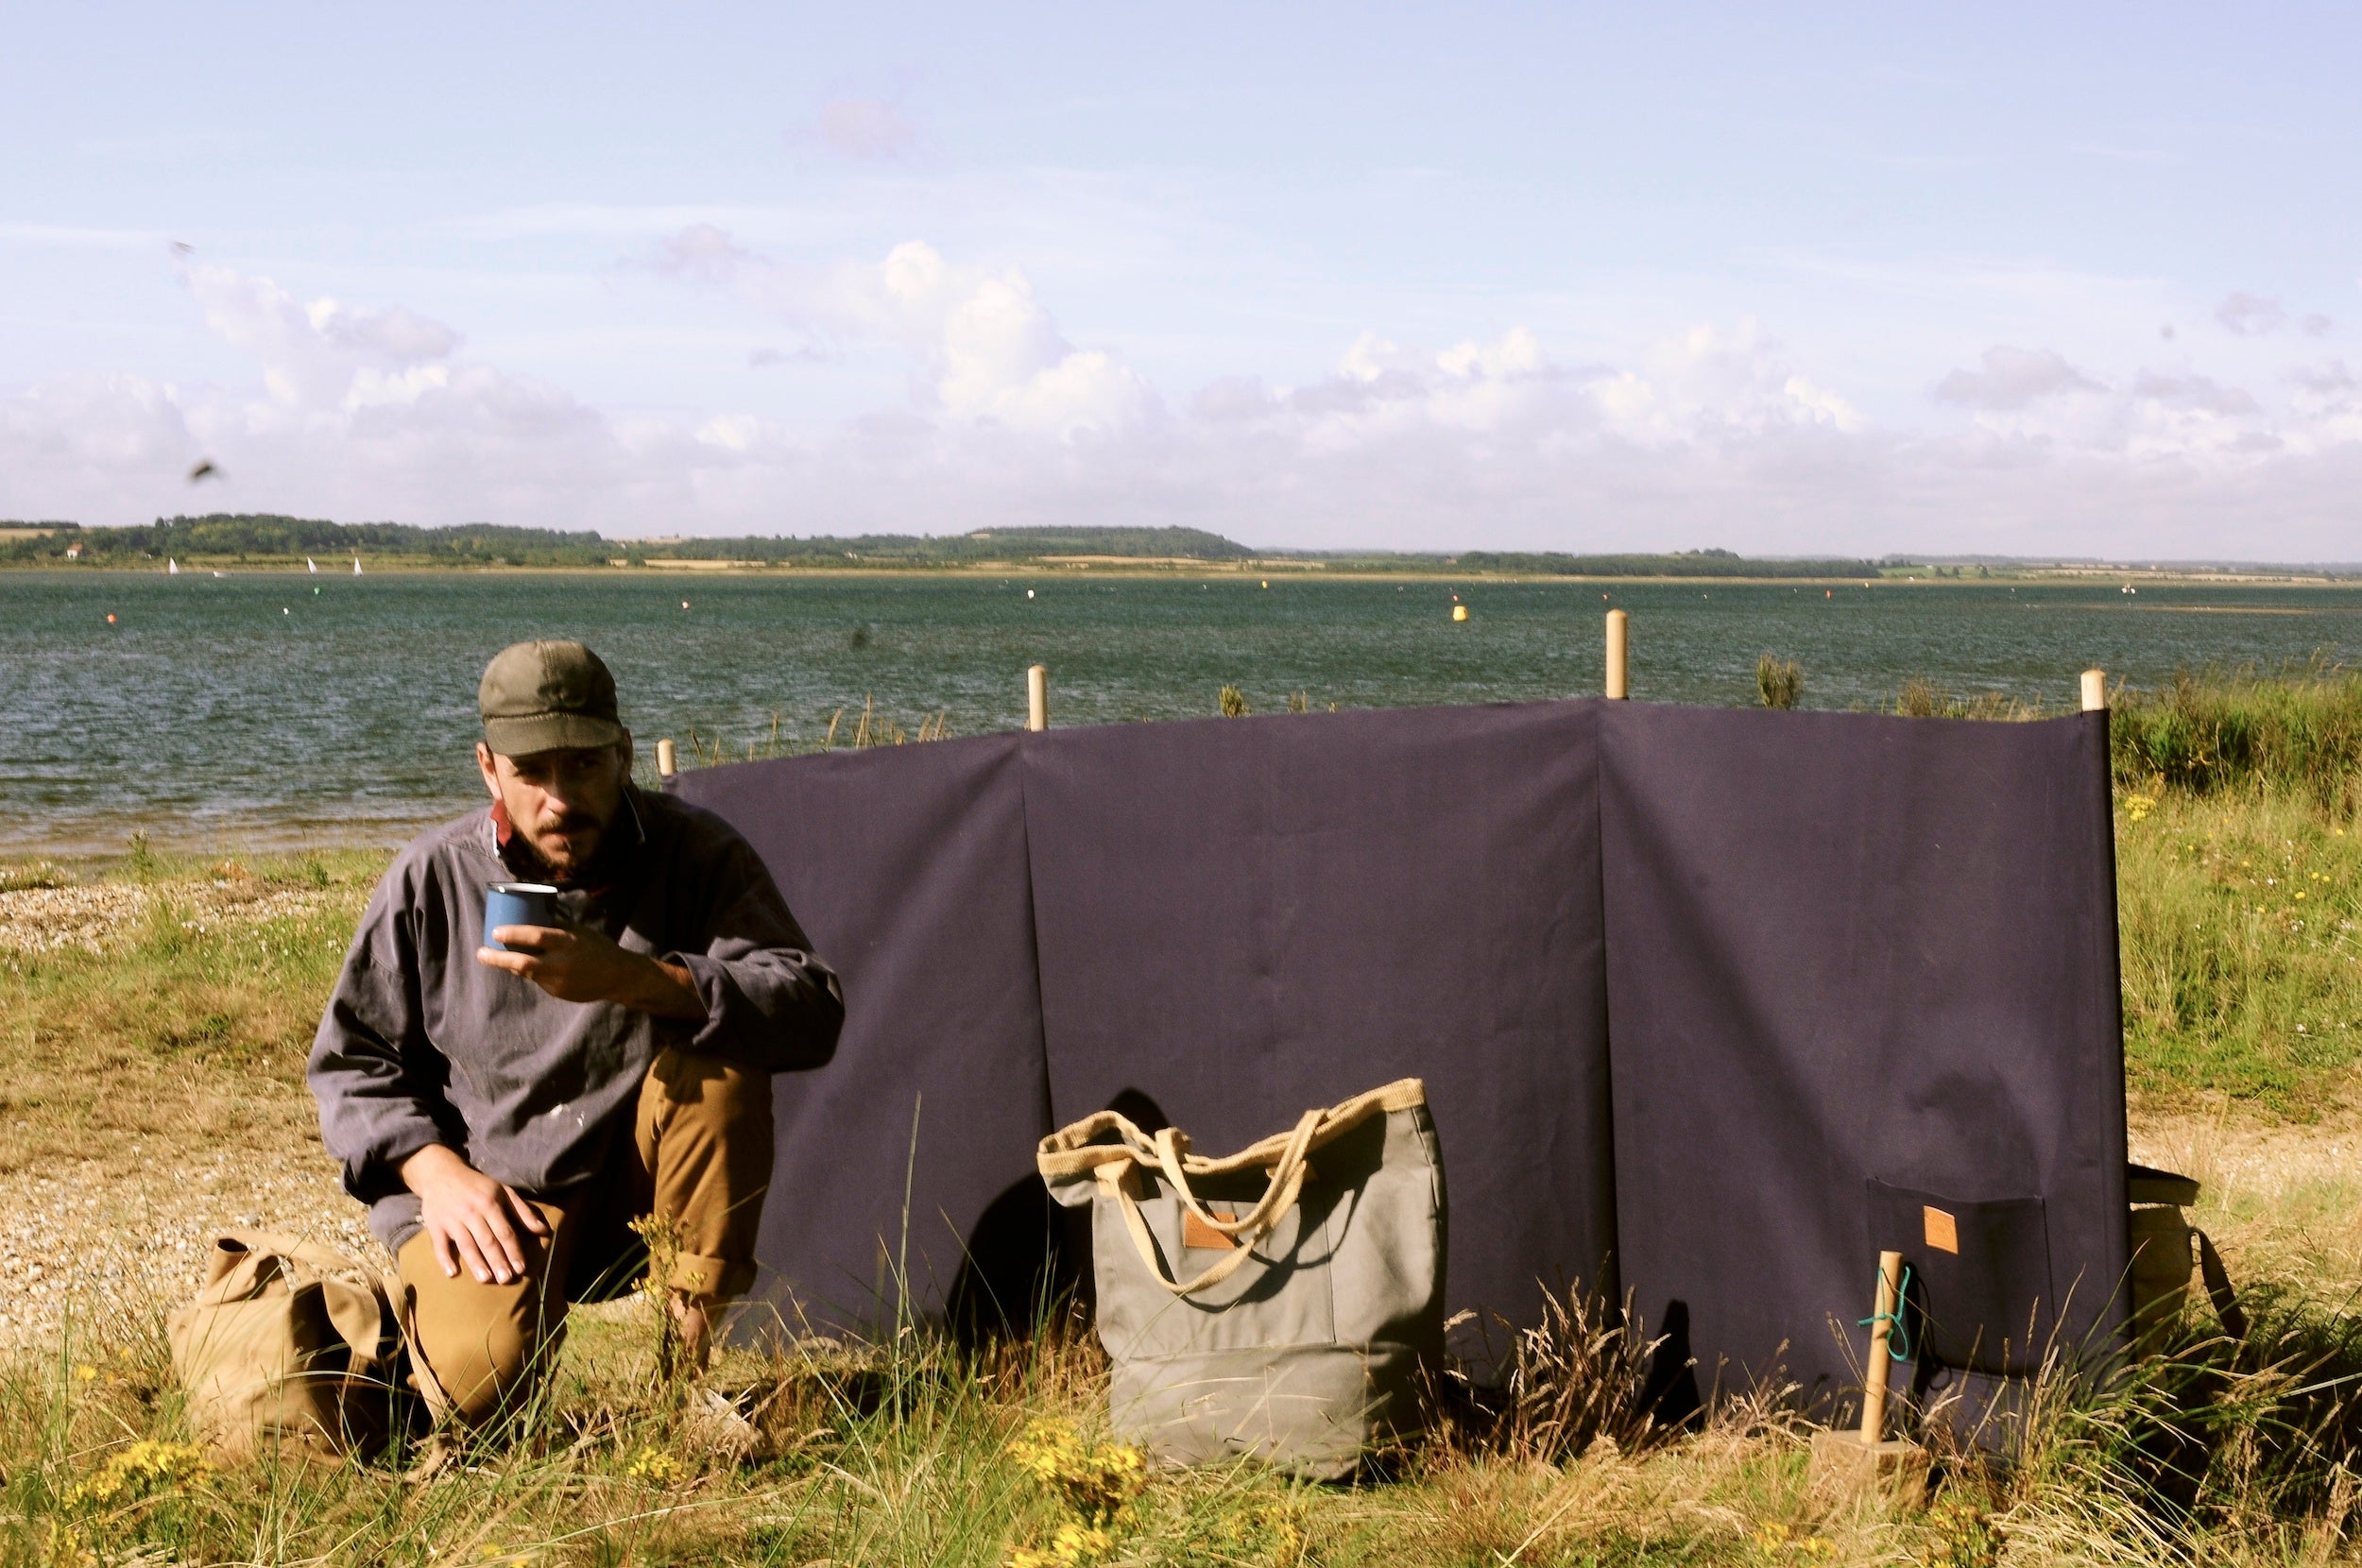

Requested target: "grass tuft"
[{"left": 1757, "top": 655, "right": 1803, "bottom": 710}]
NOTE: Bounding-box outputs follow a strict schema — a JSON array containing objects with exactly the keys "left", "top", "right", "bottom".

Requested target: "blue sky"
[{"left": 5, "top": 2, "right": 2358, "bottom": 555}]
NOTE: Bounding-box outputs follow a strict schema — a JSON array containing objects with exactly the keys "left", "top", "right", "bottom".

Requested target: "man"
[{"left": 309, "top": 639, "right": 842, "bottom": 1428}]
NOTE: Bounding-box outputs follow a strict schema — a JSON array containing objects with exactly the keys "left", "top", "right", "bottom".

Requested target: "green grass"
[
  {"left": 2113, "top": 664, "right": 2362, "bottom": 810},
  {"left": 2102, "top": 669, "right": 2362, "bottom": 1109},
  {"left": 2115, "top": 791, "right": 2362, "bottom": 1111},
  {"left": 0, "top": 848, "right": 381, "bottom": 1174}
]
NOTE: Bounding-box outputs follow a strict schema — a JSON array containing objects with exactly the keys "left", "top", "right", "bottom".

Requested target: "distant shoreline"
[{"left": 8, "top": 562, "right": 2362, "bottom": 588}]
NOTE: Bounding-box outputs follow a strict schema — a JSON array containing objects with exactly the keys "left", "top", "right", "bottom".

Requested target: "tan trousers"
[{"left": 396, "top": 1048, "right": 773, "bottom": 1427}]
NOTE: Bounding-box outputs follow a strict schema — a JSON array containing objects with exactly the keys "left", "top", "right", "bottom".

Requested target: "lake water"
[{"left": 7, "top": 569, "right": 2362, "bottom": 854}]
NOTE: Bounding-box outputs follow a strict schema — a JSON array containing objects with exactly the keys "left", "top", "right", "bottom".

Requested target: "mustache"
[{"left": 535, "top": 812, "right": 601, "bottom": 838}]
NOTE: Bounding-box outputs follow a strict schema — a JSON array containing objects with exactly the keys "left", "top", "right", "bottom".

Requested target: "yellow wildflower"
[
  {"left": 1006, "top": 1419, "right": 1145, "bottom": 1522},
  {"left": 61, "top": 1440, "right": 208, "bottom": 1507},
  {"left": 624, "top": 1446, "right": 689, "bottom": 1487},
  {"left": 72, "top": 1363, "right": 97, "bottom": 1382},
  {"left": 1006, "top": 1419, "right": 1148, "bottom": 1566}
]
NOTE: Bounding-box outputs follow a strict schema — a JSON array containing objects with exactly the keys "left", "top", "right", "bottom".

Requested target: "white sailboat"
[
  {"left": 307, "top": 557, "right": 317, "bottom": 573},
  {"left": 351, "top": 556, "right": 363, "bottom": 575},
  {"left": 167, "top": 558, "right": 179, "bottom": 574}
]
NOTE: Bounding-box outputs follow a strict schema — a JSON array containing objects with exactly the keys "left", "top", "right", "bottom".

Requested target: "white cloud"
[
  {"left": 2131, "top": 370, "right": 2259, "bottom": 417},
  {"left": 9, "top": 251, "right": 2362, "bottom": 561},
  {"left": 2217, "top": 291, "right": 2287, "bottom": 336},
  {"left": 181, "top": 263, "right": 462, "bottom": 409},
  {"left": 652, "top": 230, "right": 1157, "bottom": 438},
  {"left": 1933, "top": 347, "right": 2106, "bottom": 411},
  {"left": 1566, "top": 322, "right": 1864, "bottom": 448}
]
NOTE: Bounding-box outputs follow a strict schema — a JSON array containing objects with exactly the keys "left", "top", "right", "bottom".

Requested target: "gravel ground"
[
  {"left": 1, "top": 873, "right": 372, "bottom": 1347},
  {"left": 0, "top": 879, "right": 346, "bottom": 956},
  {"left": 0, "top": 1139, "right": 375, "bottom": 1350}
]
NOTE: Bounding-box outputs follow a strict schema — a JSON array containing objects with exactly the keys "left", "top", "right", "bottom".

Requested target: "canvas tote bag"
[
  {"left": 167, "top": 1231, "right": 405, "bottom": 1463},
  {"left": 1037, "top": 1078, "right": 1445, "bottom": 1478}
]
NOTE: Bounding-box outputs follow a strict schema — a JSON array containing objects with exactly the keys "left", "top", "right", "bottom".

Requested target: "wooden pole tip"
[
  {"left": 1026, "top": 664, "right": 1050, "bottom": 732},
  {"left": 2080, "top": 669, "right": 2107, "bottom": 712},
  {"left": 656, "top": 737, "right": 677, "bottom": 778}
]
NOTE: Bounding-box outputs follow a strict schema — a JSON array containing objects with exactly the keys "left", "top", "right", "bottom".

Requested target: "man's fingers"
[
  {"left": 492, "top": 924, "right": 568, "bottom": 952},
  {"left": 431, "top": 1225, "right": 461, "bottom": 1280},
  {"left": 476, "top": 1205, "right": 526, "bottom": 1275},
  {"left": 503, "top": 1186, "right": 552, "bottom": 1236},
  {"left": 475, "top": 946, "right": 536, "bottom": 973},
  {"left": 450, "top": 1224, "right": 498, "bottom": 1285},
  {"left": 458, "top": 1209, "right": 515, "bottom": 1285}
]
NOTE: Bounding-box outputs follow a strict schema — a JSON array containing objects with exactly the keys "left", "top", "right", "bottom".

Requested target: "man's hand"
[
  {"left": 477, "top": 923, "right": 707, "bottom": 1019},
  {"left": 400, "top": 1143, "right": 551, "bottom": 1285}
]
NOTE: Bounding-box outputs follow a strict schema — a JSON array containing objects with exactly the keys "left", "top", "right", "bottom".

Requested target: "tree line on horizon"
[
  {"left": 0, "top": 514, "right": 1880, "bottom": 576},
  {"left": 0, "top": 516, "right": 1257, "bottom": 568}
]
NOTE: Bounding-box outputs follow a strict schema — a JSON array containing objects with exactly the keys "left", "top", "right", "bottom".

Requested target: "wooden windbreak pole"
[
  {"left": 1604, "top": 609, "right": 1630, "bottom": 700},
  {"left": 1027, "top": 665, "right": 1050, "bottom": 732},
  {"left": 656, "top": 737, "right": 677, "bottom": 778},
  {"left": 1859, "top": 1249, "right": 1905, "bottom": 1443},
  {"left": 2081, "top": 668, "right": 2107, "bottom": 712}
]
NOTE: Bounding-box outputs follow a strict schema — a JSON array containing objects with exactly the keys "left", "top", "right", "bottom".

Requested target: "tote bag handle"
[{"left": 1099, "top": 1110, "right": 1323, "bottom": 1296}]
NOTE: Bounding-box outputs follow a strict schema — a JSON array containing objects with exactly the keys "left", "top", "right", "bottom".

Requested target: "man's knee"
[
  {"left": 397, "top": 1219, "right": 568, "bottom": 1428},
  {"left": 639, "top": 1049, "right": 773, "bottom": 1296}
]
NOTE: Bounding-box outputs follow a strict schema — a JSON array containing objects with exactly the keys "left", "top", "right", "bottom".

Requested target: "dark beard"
[{"left": 502, "top": 819, "right": 603, "bottom": 886}]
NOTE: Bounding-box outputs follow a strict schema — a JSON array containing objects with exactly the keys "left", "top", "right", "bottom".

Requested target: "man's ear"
[
  {"left": 616, "top": 732, "right": 634, "bottom": 781},
  {"left": 476, "top": 741, "right": 503, "bottom": 800}
]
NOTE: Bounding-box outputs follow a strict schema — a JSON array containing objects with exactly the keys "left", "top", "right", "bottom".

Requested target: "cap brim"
[{"left": 483, "top": 713, "right": 627, "bottom": 757}]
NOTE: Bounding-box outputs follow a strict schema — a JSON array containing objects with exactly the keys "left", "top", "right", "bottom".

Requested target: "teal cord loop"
[{"left": 1857, "top": 1263, "right": 1915, "bottom": 1362}]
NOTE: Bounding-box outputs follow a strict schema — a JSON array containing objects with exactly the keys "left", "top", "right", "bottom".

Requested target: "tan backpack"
[{"left": 166, "top": 1231, "right": 406, "bottom": 1463}]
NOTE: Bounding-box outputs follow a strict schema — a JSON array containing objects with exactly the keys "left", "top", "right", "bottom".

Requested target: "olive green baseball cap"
[{"left": 478, "top": 639, "right": 627, "bottom": 756}]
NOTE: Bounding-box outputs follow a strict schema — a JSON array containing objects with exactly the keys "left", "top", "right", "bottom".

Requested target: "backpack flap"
[{"left": 168, "top": 1232, "right": 399, "bottom": 1463}]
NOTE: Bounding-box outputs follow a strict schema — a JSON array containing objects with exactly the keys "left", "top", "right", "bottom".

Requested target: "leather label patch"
[
  {"left": 1924, "top": 1205, "right": 1960, "bottom": 1254},
  {"left": 1183, "top": 1211, "right": 1238, "bottom": 1251}
]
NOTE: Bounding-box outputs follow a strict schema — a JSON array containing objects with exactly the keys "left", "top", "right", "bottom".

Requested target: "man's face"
[{"left": 476, "top": 740, "right": 632, "bottom": 879}]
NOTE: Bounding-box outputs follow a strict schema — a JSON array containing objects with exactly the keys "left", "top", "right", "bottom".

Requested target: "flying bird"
[{"left": 188, "top": 459, "right": 220, "bottom": 483}]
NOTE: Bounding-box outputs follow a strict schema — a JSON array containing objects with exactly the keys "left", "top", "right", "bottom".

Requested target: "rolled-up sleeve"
[
  {"left": 666, "top": 836, "right": 844, "bottom": 1073},
  {"left": 307, "top": 878, "right": 455, "bottom": 1203}
]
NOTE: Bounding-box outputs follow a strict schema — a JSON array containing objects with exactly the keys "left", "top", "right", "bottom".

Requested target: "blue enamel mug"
[{"left": 484, "top": 882, "right": 560, "bottom": 951}]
